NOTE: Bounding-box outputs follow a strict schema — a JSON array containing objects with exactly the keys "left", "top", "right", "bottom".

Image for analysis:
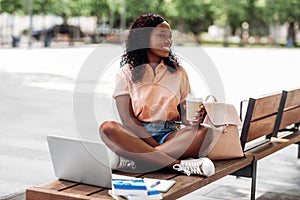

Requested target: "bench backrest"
[
  {"left": 278, "top": 87, "right": 300, "bottom": 131},
  {"left": 240, "top": 92, "right": 284, "bottom": 151}
]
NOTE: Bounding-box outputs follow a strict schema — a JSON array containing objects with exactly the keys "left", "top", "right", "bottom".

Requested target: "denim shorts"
[{"left": 141, "top": 121, "right": 179, "bottom": 144}]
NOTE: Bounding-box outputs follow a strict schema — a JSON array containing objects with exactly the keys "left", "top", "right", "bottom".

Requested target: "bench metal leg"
[
  {"left": 250, "top": 160, "right": 257, "bottom": 200},
  {"left": 231, "top": 160, "right": 257, "bottom": 200},
  {"left": 294, "top": 123, "right": 300, "bottom": 159},
  {"left": 297, "top": 141, "right": 300, "bottom": 159}
]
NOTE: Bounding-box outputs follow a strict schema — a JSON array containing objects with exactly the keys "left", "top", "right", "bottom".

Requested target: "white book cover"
[{"left": 143, "top": 178, "right": 176, "bottom": 193}]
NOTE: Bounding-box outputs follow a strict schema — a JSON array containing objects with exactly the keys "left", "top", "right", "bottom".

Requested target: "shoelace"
[
  {"left": 173, "top": 160, "right": 204, "bottom": 176},
  {"left": 119, "top": 159, "right": 136, "bottom": 169},
  {"left": 173, "top": 164, "right": 191, "bottom": 176}
]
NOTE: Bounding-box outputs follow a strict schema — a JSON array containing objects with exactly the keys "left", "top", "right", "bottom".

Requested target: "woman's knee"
[
  {"left": 99, "top": 121, "right": 118, "bottom": 137},
  {"left": 195, "top": 125, "right": 210, "bottom": 144},
  {"left": 197, "top": 125, "right": 219, "bottom": 143}
]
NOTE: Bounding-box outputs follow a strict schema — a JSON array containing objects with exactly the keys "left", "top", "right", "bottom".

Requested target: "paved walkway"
[{"left": 0, "top": 46, "right": 299, "bottom": 199}]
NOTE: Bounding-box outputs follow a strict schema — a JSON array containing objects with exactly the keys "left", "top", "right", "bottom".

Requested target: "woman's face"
[{"left": 147, "top": 21, "right": 172, "bottom": 63}]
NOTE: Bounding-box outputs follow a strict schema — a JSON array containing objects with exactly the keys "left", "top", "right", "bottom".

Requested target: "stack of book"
[{"left": 111, "top": 175, "right": 175, "bottom": 200}]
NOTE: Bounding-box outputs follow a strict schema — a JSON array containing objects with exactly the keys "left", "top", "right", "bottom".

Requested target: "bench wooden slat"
[
  {"left": 38, "top": 179, "right": 78, "bottom": 190},
  {"left": 89, "top": 189, "right": 112, "bottom": 198},
  {"left": 27, "top": 179, "right": 110, "bottom": 200},
  {"left": 247, "top": 115, "right": 277, "bottom": 142},
  {"left": 26, "top": 187, "right": 110, "bottom": 200},
  {"left": 280, "top": 106, "right": 300, "bottom": 130},
  {"left": 284, "top": 87, "right": 300, "bottom": 109},
  {"left": 251, "top": 93, "right": 281, "bottom": 120},
  {"left": 62, "top": 184, "right": 103, "bottom": 195},
  {"left": 279, "top": 87, "right": 300, "bottom": 130}
]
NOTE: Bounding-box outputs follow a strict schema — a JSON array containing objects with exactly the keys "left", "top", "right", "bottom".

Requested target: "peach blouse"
[{"left": 113, "top": 61, "right": 191, "bottom": 122}]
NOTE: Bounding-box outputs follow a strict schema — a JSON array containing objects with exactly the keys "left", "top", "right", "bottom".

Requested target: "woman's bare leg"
[
  {"left": 99, "top": 121, "right": 179, "bottom": 169},
  {"left": 155, "top": 125, "right": 213, "bottom": 159}
]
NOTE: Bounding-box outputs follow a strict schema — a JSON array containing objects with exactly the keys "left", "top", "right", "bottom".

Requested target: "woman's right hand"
[{"left": 188, "top": 105, "right": 207, "bottom": 126}]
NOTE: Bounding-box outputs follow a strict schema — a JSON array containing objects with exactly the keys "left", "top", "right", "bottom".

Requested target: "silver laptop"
[{"left": 47, "top": 134, "right": 112, "bottom": 188}]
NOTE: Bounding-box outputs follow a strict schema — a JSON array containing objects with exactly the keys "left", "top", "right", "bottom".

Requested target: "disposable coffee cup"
[{"left": 186, "top": 94, "right": 203, "bottom": 121}]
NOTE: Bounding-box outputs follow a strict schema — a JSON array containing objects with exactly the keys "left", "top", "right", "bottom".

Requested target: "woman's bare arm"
[{"left": 115, "top": 95, "right": 160, "bottom": 147}]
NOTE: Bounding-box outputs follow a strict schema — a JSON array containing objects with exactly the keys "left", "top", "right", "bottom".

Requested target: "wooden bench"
[
  {"left": 26, "top": 157, "right": 253, "bottom": 200},
  {"left": 276, "top": 87, "right": 300, "bottom": 159},
  {"left": 26, "top": 89, "right": 300, "bottom": 200},
  {"left": 233, "top": 87, "right": 300, "bottom": 199}
]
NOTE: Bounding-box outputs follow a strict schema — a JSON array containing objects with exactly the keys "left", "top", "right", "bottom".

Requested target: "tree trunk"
[
  {"left": 287, "top": 21, "right": 296, "bottom": 47},
  {"left": 223, "top": 25, "right": 230, "bottom": 47},
  {"left": 193, "top": 33, "right": 201, "bottom": 44}
]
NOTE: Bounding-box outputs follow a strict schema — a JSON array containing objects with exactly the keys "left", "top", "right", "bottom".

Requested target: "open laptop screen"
[{"left": 47, "top": 135, "right": 112, "bottom": 188}]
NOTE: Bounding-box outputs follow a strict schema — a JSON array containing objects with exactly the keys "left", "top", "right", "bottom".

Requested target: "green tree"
[
  {"left": 89, "top": 0, "right": 111, "bottom": 25},
  {"left": 124, "top": 0, "right": 168, "bottom": 27},
  {"left": 211, "top": 0, "right": 269, "bottom": 46},
  {"left": 0, "top": 0, "right": 28, "bottom": 47},
  {"left": 237, "top": 0, "right": 268, "bottom": 38},
  {"left": 173, "top": 0, "right": 214, "bottom": 43},
  {"left": 0, "top": 0, "right": 26, "bottom": 14},
  {"left": 211, "top": 0, "right": 247, "bottom": 46},
  {"left": 265, "top": 0, "right": 300, "bottom": 46}
]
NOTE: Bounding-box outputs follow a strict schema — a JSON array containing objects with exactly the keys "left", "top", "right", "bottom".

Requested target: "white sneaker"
[
  {"left": 173, "top": 157, "right": 215, "bottom": 177},
  {"left": 108, "top": 150, "right": 136, "bottom": 170},
  {"left": 117, "top": 156, "right": 136, "bottom": 169}
]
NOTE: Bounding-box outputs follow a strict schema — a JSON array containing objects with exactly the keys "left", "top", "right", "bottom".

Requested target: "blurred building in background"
[{"left": 0, "top": 12, "right": 299, "bottom": 48}]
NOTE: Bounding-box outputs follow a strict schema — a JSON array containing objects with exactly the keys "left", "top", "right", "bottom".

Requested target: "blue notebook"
[{"left": 112, "top": 179, "right": 148, "bottom": 196}]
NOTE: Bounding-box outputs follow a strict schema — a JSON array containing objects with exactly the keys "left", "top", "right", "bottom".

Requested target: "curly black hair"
[{"left": 120, "top": 13, "right": 180, "bottom": 83}]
